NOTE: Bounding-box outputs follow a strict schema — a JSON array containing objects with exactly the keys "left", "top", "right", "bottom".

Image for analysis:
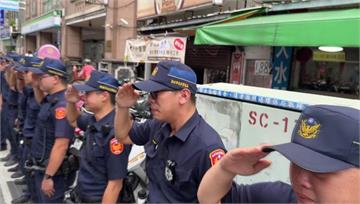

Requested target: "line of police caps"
[
  {"left": 3, "top": 50, "right": 359, "bottom": 204},
  {"left": 0, "top": 51, "right": 134, "bottom": 203},
  {"left": 0, "top": 51, "right": 231, "bottom": 203}
]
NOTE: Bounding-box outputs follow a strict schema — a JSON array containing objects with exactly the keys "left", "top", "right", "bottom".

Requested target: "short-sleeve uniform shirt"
[
  {"left": 76, "top": 110, "right": 132, "bottom": 198},
  {"left": 129, "top": 111, "right": 226, "bottom": 203},
  {"left": 222, "top": 181, "right": 297, "bottom": 203},
  {"left": 31, "top": 90, "right": 74, "bottom": 161}
]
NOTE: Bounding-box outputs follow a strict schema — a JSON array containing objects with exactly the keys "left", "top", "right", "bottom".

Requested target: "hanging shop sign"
[
  {"left": 124, "top": 37, "right": 187, "bottom": 63},
  {"left": 271, "top": 47, "right": 293, "bottom": 90},
  {"left": 313, "top": 51, "right": 345, "bottom": 62}
]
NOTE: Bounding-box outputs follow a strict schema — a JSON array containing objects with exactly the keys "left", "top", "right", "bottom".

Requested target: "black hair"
[{"left": 190, "top": 93, "right": 196, "bottom": 104}]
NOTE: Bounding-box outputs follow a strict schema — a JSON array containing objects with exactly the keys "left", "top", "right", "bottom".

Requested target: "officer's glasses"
[
  {"left": 149, "top": 90, "right": 172, "bottom": 100},
  {"left": 149, "top": 91, "right": 161, "bottom": 100}
]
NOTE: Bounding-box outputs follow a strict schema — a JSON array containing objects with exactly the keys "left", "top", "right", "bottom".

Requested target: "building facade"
[
  {"left": 61, "top": 0, "right": 137, "bottom": 66},
  {"left": 22, "top": 0, "right": 61, "bottom": 53}
]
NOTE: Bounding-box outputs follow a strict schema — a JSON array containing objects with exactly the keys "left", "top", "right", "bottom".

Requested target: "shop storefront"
[
  {"left": 291, "top": 47, "right": 359, "bottom": 98},
  {"left": 194, "top": 8, "right": 360, "bottom": 98}
]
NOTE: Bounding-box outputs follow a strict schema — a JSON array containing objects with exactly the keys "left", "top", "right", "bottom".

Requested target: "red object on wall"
[{"left": 230, "top": 52, "right": 244, "bottom": 84}]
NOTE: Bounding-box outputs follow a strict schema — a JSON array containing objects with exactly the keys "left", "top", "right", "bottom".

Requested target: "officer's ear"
[
  {"left": 101, "top": 91, "right": 111, "bottom": 103},
  {"left": 178, "top": 89, "right": 191, "bottom": 105}
]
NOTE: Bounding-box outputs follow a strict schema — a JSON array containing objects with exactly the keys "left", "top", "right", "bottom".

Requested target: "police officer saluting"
[
  {"left": 28, "top": 58, "right": 75, "bottom": 203},
  {"left": 10, "top": 56, "right": 43, "bottom": 203},
  {"left": 66, "top": 70, "right": 132, "bottom": 203},
  {"left": 115, "top": 61, "right": 227, "bottom": 203}
]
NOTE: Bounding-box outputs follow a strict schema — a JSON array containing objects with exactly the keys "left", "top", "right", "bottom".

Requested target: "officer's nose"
[{"left": 290, "top": 163, "right": 312, "bottom": 189}]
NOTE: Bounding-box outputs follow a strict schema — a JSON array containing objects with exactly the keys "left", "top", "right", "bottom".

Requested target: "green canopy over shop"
[{"left": 194, "top": 8, "right": 360, "bottom": 47}]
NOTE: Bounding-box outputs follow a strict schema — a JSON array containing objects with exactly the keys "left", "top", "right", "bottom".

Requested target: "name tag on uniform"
[{"left": 71, "top": 138, "right": 83, "bottom": 151}]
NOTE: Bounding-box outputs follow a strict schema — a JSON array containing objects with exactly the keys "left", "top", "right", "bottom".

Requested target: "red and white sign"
[
  {"left": 124, "top": 37, "right": 187, "bottom": 63},
  {"left": 173, "top": 38, "right": 185, "bottom": 51}
]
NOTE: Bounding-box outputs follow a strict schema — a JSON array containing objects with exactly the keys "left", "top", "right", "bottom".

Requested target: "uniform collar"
[
  {"left": 46, "top": 89, "right": 65, "bottom": 104},
  {"left": 90, "top": 109, "right": 115, "bottom": 132},
  {"left": 171, "top": 110, "right": 200, "bottom": 142}
]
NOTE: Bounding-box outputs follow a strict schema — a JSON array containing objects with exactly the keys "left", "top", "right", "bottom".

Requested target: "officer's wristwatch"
[{"left": 44, "top": 174, "right": 53, "bottom": 180}]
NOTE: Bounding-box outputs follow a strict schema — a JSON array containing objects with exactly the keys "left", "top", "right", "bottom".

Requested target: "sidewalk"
[{"left": 0, "top": 146, "right": 27, "bottom": 204}]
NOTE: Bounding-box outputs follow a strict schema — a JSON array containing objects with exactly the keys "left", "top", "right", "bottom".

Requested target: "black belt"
[{"left": 71, "top": 188, "right": 101, "bottom": 203}]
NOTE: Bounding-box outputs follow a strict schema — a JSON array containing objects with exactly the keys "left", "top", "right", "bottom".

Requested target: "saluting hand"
[
  {"left": 31, "top": 74, "right": 41, "bottom": 87},
  {"left": 65, "top": 85, "right": 80, "bottom": 103},
  {"left": 116, "top": 83, "right": 139, "bottom": 108},
  {"left": 219, "top": 144, "right": 272, "bottom": 177},
  {"left": 41, "top": 178, "right": 55, "bottom": 198}
]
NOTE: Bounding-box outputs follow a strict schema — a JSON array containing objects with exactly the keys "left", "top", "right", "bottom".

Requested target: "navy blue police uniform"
[
  {"left": 221, "top": 181, "right": 296, "bottom": 203},
  {"left": 73, "top": 71, "right": 132, "bottom": 202},
  {"left": 130, "top": 61, "right": 227, "bottom": 203},
  {"left": 14, "top": 57, "right": 30, "bottom": 172},
  {"left": 6, "top": 54, "right": 22, "bottom": 158},
  {"left": 16, "top": 56, "right": 43, "bottom": 202},
  {"left": 0, "top": 67, "right": 10, "bottom": 149},
  {"left": 29, "top": 58, "right": 75, "bottom": 203}
]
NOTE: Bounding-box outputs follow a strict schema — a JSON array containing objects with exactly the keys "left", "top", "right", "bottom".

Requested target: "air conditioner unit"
[
  {"left": 115, "top": 66, "right": 135, "bottom": 83},
  {"left": 212, "top": 0, "right": 223, "bottom": 5}
]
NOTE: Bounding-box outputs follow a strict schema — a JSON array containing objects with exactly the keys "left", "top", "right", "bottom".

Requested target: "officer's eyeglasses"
[
  {"left": 149, "top": 90, "right": 172, "bottom": 100},
  {"left": 149, "top": 91, "right": 161, "bottom": 100}
]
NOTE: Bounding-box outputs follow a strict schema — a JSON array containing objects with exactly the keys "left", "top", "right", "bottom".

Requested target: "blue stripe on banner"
[{"left": 197, "top": 87, "right": 308, "bottom": 111}]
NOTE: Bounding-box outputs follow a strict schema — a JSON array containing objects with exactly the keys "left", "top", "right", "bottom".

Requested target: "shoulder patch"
[
  {"left": 209, "top": 149, "right": 225, "bottom": 166},
  {"left": 110, "top": 138, "right": 124, "bottom": 155},
  {"left": 55, "top": 107, "right": 66, "bottom": 120}
]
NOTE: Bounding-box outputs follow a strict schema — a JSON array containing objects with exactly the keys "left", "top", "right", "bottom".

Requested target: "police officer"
[
  {"left": 115, "top": 61, "right": 227, "bottom": 202},
  {"left": 0, "top": 55, "right": 10, "bottom": 153},
  {"left": 198, "top": 105, "right": 360, "bottom": 203},
  {"left": 11, "top": 56, "right": 43, "bottom": 203},
  {"left": 8, "top": 55, "right": 27, "bottom": 179},
  {"left": 28, "top": 57, "right": 75, "bottom": 203},
  {"left": 65, "top": 71, "right": 132, "bottom": 203},
  {"left": 2, "top": 52, "right": 20, "bottom": 167}
]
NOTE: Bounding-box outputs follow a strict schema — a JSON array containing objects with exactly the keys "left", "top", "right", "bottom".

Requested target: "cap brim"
[
  {"left": 73, "top": 84, "right": 98, "bottom": 92},
  {"left": 15, "top": 65, "right": 27, "bottom": 72},
  {"left": 28, "top": 67, "right": 45, "bottom": 74},
  {"left": 263, "top": 143, "right": 355, "bottom": 173},
  {"left": 133, "top": 80, "right": 172, "bottom": 92}
]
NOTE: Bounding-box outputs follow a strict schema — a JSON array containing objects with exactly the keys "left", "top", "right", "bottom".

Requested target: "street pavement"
[{"left": 0, "top": 144, "right": 27, "bottom": 204}]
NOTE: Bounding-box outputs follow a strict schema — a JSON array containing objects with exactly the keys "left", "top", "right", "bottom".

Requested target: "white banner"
[{"left": 124, "top": 37, "right": 187, "bottom": 63}]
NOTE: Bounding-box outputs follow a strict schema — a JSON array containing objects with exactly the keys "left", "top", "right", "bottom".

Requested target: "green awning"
[
  {"left": 195, "top": 9, "right": 360, "bottom": 47},
  {"left": 174, "top": 7, "right": 264, "bottom": 36}
]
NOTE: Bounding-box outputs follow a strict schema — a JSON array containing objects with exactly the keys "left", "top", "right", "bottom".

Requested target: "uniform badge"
[
  {"left": 298, "top": 118, "right": 321, "bottom": 139},
  {"left": 209, "top": 149, "right": 225, "bottom": 166},
  {"left": 110, "top": 138, "right": 124, "bottom": 155},
  {"left": 165, "top": 160, "right": 176, "bottom": 184},
  {"left": 55, "top": 107, "right": 66, "bottom": 120}
]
